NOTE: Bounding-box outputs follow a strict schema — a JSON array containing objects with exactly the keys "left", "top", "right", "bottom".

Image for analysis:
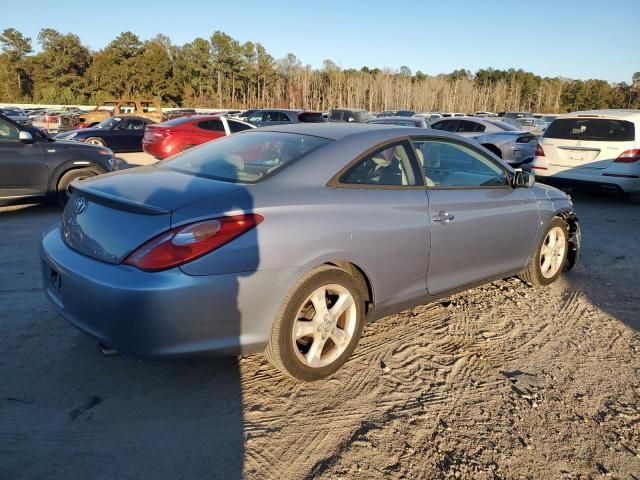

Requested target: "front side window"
[
  {"left": 0, "top": 118, "right": 19, "bottom": 141},
  {"left": 123, "top": 119, "right": 145, "bottom": 130},
  {"left": 248, "top": 112, "right": 264, "bottom": 123},
  {"left": 159, "top": 131, "right": 329, "bottom": 183},
  {"left": 341, "top": 143, "right": 418, "bottom": 186},
  {"left": 412, "top": 139, "right": 507, "bottom": 188}
]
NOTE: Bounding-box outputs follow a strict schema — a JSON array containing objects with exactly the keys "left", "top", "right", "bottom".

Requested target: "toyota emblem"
[{"left": 74, "top": 196, "right": 88, "bottom": 214}]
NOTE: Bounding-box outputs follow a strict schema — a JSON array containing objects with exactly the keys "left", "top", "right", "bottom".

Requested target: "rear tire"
[
  {"left": 265, "top": 265, "right": 365, "bottom": 381},
  {"left": 519, "top": 217, "right": 569, "bottom": 287},
  {"left": 56, "top": 168, "right": 98, "bottom": 206},
  {"left": 85, "top": 137, "right": 106, "bottom": 147}
]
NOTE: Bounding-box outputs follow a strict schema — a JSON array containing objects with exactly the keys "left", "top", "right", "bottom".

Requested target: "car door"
[
  {"left": 411, "top": 137, "right": 539, "bottom": 295},
  {"left": 117, "top": 118, "right": 147, "bottom": 151},
  {"left": 0, "top": 117, "right": 49, "bottom": 201},
  {"left": 332, "top": 140, "right": 430, "bottom": 314}
]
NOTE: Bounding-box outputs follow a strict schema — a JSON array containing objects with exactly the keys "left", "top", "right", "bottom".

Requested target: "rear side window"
[
  {"left": 341, "top": 143, "right": 418, "bottom": 187},
  {"left": 159, "top": 132, "right": 329, "bottom": 183},
  {"left": 227, "top": 120, "right": 253, "bottom": 133},
  {"left": 432, "top": 120, "right": 458, "bottom": 132},
  {"left": 457, "top": 120, "right": 485, "bottom": 133},
  {"left": 545, "top": 118, "right": 635, "bottom": 141},
  {"left": 198, "top": 119, "right": 225, "bottom": 132}
]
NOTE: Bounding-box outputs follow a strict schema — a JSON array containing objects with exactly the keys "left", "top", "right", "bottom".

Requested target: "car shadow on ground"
[
  {"left": 564, "top": 190, "right": 640, "bottom": 332},
  {"left": 2, "top": 160, "right": 257, "bottom": 479}
]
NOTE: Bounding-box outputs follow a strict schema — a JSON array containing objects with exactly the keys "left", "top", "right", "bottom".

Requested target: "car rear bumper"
[
  {"left": 40, "top": 225, "right": 283, "bottom": 358},
  {"left": 533, "top": 170, "right": 640, "bottom": 193},
  {"left": 142, "top": 140, "right": 172, "bottom": 160}
]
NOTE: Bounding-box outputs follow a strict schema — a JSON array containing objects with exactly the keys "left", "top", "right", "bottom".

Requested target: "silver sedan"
[
  {"left": 431, "top": 116, "right": 537, "bottom": 168},
  {"left": 41, "top": 123, "right": 580, "bottom": 381}
]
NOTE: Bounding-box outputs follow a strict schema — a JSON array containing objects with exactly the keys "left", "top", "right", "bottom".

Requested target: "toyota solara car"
[{"left": 41, "top": 123, "right": 580, "bottom": 381}]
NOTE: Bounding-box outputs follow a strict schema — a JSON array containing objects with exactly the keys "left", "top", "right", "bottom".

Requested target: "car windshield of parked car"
[
  {"left": 94, "top": 117, "right": 122, "bottom": 129},
  {"left": 158, "top": 131, "right": 330, "bottom": 183},
  {"left": 544, "top": 118, "right": 635, "bottom": 141}
]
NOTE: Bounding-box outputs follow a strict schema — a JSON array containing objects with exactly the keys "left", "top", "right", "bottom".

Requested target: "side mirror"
[
  {"left": 513, "top": 169, "right": 535, "bottom": 188},
  {"left": 19, "top": 131, "right": 35, "bottom": 144},
  {"left": 347, "top": 117, "right": 355, "bottom": 122}
]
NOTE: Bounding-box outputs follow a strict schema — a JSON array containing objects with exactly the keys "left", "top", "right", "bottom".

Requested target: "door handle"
[{"left": 433, "top": 211, "right": 454, "bottom": 224}]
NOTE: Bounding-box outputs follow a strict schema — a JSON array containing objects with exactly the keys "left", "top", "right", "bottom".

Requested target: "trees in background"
[{"left": 1, "top": 27, "right": 638, "bottom": 112}]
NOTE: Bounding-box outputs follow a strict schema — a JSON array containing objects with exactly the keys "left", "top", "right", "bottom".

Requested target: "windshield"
[
  {"left": 94, "top": 117, "right": 122, "bottom": 129},
  {"left": 158, "top": 131, "right": 330, "bottom": 183}
]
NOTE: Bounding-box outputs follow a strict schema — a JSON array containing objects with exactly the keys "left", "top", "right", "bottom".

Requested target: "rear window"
[
  {"left": 161, "top": 116, "right": 203, "bottom": 127},
  {"left": 158, "top": 131, "right": 330, "bottom": 183},
  {"left": 545, "top": 118, "right": 635, "bottom": 141},
  {"left": 488, "top": 120, "right": 518, "bottom": 131}
]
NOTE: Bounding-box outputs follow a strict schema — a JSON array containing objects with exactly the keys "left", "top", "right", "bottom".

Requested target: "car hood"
[
  {"left": 532, "top": 182, "right": 568, "bottom": 201},
  {"left": 74, "top": 165, "right": 244, "bottom": 213},
  {"left": 56, "top": 127, "right": 106, "bottom": 138},
  {"left": 45, "top": 137, "right": 109, "bottom": 151}
]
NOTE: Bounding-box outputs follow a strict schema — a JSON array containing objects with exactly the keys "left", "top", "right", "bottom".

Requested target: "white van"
[{"left": 531, "top": 110, "right": 640, "bottom": 203}]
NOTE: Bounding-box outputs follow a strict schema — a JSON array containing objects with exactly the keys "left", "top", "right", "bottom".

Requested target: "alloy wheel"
[{"left": 291, "top": 284, "right": 357, "bottom": 368}]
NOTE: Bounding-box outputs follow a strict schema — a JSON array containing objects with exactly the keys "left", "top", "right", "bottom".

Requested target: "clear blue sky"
[{"left": 3, "top": 0, "right": 639, "bottom": 83}]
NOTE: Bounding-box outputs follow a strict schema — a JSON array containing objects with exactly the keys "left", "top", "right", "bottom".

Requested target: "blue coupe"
[{"left": 55, "top": 116, "right": 155, "bottom": 152}]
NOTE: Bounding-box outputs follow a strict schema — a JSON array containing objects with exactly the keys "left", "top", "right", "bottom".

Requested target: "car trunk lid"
[{"left": 61, "top": 166, "right": 243, "bottom": 264}]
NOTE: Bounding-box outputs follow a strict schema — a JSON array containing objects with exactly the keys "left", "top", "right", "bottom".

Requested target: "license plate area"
[{"left": 49, "top": 267, "right": 63, "bottom": 303}]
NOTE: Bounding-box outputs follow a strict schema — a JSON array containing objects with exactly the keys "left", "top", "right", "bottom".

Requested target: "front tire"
[
  {"left": 265, "top": 265, "right": 365, "bottom": 381},
  {"left": 519, "top": 217, "right": 569, "bottom": 287},
  {"left": 85, "top": 137, "right": 106, "bottom": 147}
]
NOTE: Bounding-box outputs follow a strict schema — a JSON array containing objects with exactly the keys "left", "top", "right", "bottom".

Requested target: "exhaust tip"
[{"left": 97, "top": 343, "right": 119, "bottom": 357}]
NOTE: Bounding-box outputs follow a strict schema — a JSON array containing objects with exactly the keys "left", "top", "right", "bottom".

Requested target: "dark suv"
[{"left": 0, "top": 113, "right": 117, "bottom": 207}]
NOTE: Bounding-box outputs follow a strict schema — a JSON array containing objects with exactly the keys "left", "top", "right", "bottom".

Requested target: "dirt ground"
[{"left": 1, "top": 160, "right": 639, "bottom": 479}]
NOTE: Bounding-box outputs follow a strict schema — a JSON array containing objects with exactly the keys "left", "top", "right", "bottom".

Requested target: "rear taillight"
[
  {"left": 614, "top": 149, "right": 640, "bottom": 163},
  {"left": 123, "top": 214, "right": 263, "bottom": 271},
  {"left": 150, "top": 128, "right": 172, "bottom": 137},
  {"left": 535, "top": 143, "right": 545, "bottom": 157},
  {"left": 516, "top": 135, "right": 534, "bottom": 144}
]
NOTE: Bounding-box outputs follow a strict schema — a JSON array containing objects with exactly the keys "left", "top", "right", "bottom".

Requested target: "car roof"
[
  {"left": 330, "top": 108, "right": 368, "bottom": 112},
  {"left": 111, "top": 115, "right": 154, "bottom": 122},
  {"left": 256, "top": 108, "right": 304, "bottom": 113},
  {"left": 367, "top": 116, "right": 422, "bottom": 123},
  {"left": 556, "top": 109, "right": 640, "bottom": 121},
  {"left": 258, "top": 122, "right": 460, "bottom": 141}
]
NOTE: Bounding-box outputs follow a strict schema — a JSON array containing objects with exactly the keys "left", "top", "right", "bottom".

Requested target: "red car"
[{"left": 142, "top": 115, "right": 254, "bottom": 159}]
